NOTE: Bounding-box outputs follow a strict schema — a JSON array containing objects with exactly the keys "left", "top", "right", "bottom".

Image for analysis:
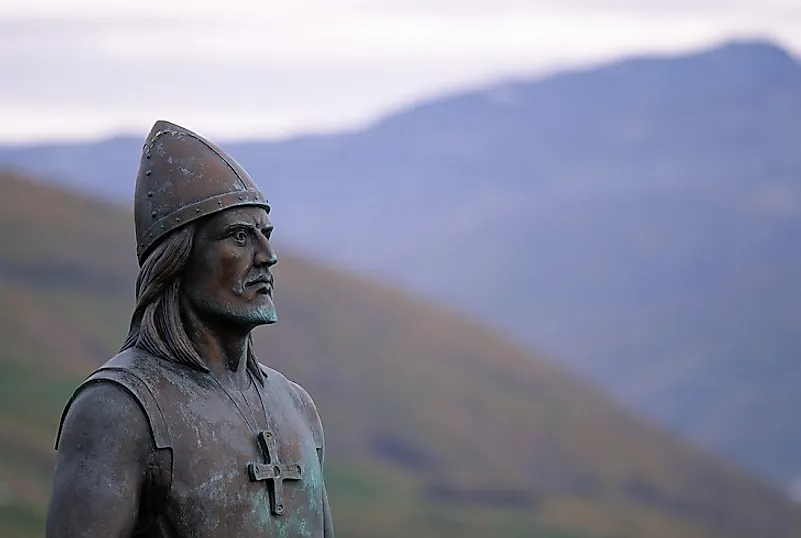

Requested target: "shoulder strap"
[
  {"left": 55, "top": 364, "right": 174, "bottom": 521},
  {"left": 56, "top": 367, "right": 172, "bottom": 450}
]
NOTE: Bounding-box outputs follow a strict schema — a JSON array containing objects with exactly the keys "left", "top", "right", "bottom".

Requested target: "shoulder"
[
  {"left": 61, "top": 380, "right": 149, "bottom": 433},
  {"left": 257, "top": 363, "right": 319, "bottom": 410},
  {"left": 48, "top": 382, "right": 156, "bottom": 535},
  {"left": 103, "top": 346, "right": 171, "bottom": 375},
  {"left": 56, "top": 380, "right": 154, "bottom": 460},
  {"left": 74, "top": 346, "right": 167, "bottom": 384},
  {"left": 258, "top": 363, "right": 324, "bottom": 442},
  {"left": 56, "top": 347, "right": 172, "bottom": 451}
]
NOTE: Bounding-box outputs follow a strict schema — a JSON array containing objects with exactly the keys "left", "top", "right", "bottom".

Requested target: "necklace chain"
[{"left": 209, "top": 371, "right": 265, "bottom": 437}]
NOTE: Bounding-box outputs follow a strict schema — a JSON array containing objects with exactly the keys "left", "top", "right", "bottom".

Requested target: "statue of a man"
[{"left": 46, "top": 121, "right": 335, "bottom": 537}]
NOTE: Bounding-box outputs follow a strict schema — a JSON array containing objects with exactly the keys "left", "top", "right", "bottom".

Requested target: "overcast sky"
[{"left": 2, "top": 0, "right": 800, "bottom": 144}]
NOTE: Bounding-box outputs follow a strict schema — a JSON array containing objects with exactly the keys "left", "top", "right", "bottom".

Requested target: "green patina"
[
  {"left": 44, "top": 121, "right": 334, "bottom": 538},
  {"left": 251, "top": 445, "right": 322, "bottom": 536}
]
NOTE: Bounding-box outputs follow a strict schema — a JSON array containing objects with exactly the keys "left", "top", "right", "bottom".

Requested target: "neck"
[{"left": 181, "top": 300, "right": 252, "bottom": 389}]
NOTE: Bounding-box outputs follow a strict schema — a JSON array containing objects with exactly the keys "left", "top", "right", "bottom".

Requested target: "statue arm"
[
  {"left": 290, "top": 381, "right": 335, "bottom": 538},
  {"left": 46, "top": 382, "right": 153, "bottom": 538},
  {"left": 321, "top": 471, "right": 334, "bottom": 538},
  {"left": 316, "top": 436, "right": 335, "bottom": 538}
]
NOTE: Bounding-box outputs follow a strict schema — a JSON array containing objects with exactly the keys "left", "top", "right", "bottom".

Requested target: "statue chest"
[{"left": 155, "top": 373, "right": 326, "bottom": 538}]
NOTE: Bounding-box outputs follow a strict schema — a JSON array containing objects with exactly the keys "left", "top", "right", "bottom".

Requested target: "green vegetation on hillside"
[{"left": 1, "top": 170, "right": 801, "bottom": 538}]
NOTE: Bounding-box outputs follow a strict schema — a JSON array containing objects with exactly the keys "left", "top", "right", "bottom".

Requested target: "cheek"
[
  {"left": 213, "top": 250, "right": 249, "bottom": 293},
  {"left": 202, "top": 248, "right": 224, "bottom": 276},
  {"left": 186, "top": 242, "right": 252, "bottom": 299},
  {"left": 187, "top": 251, "right": 230, "bottom": 295}
]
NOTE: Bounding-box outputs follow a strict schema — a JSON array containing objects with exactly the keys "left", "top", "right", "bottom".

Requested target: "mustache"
[{"left": 245, "top": 272, "right": 273, "bottom": 286}]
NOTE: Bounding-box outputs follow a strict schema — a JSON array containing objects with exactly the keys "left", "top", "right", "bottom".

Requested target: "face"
[{"left": 182, "top": 205, "right": 278, "bottom": 329}]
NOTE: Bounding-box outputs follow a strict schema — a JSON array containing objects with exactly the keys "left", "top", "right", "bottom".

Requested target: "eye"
[{"left": 232, "top": 229, "right": 249, "bottom": 245}]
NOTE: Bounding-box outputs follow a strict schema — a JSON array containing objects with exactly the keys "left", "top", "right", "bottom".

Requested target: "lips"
[{"left": 246, "top": 275, "right": 273, "bottom": 294}]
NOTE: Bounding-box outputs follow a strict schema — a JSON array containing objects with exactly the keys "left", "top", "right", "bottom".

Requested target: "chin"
[
  {"left": 254, "top": 307, "right": 278, "bottom": 325},
  {"left": 191, "top": 293, "right": 277, "bottom": 327},
  {"left": 218, "top": 309, "right": 277, "bottom": 329},
  {"left": 241, "top": 300, "right": 278, "bottom": 326}
]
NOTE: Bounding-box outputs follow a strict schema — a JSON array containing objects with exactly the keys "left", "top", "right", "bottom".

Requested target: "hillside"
[
  {"left": 2, "top": 171, "right": 801, "bottom": 538},
  {"left": 2, "top": 39, "right": 800, "bottom": 489}
]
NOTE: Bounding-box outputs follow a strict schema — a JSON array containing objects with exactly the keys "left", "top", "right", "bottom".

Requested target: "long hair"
[{"left": 121, "top": 223, "right": 263, "bottom": 381}]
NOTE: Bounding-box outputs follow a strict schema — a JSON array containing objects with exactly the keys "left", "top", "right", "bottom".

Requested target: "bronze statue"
[{"left": 46, "top": 121, "right": 335, "bottom": 537}]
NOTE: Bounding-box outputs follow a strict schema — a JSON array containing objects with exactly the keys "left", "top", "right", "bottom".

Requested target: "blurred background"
[{"left": 2, "top": 1, "right": 801, "bottom": 537}]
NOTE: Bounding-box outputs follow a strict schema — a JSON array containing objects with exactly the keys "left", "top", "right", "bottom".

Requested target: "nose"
[{"left": 254, "top": 233, "right": 278, "bottom": 267}]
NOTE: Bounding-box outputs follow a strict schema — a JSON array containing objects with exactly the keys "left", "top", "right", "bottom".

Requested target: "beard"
[{"left": 184, "top": 285, "right": 278, "bottom": 329}]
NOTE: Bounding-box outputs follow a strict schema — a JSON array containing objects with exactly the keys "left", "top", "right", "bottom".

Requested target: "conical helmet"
[{"left": 134, "top": 120, "right": 269, "bottom": 265}]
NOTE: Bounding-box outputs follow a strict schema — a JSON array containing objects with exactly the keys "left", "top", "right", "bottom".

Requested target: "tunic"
[{"left": 55, "top": 347, "right": 334, "bottom": 537}]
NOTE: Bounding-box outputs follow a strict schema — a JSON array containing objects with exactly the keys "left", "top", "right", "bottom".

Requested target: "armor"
[
  {"left": 48, "top": 120, "right": 334, "bottom": 538},
  {"left": 134, "top": 120, "right": 270, "bottom": 265},
  {"left": 55, "top": 348, "right": 332, "bottom": 537}
]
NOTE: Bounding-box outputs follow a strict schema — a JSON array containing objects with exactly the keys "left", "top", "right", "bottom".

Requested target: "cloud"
[
  {"left": 1, "top": 2, "right": 800, "bottom": 142},
  {"left": 4, "top": 0, "right": 800, "bottom": 18}
]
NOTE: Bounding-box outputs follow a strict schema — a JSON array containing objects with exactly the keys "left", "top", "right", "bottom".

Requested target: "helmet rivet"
[
  {"left": 146, "top": 153, "right": 151, "bottom": 159},
  {"left": 147, "top": 191, "right": 153, "bottom": 197},
  {"left": 160, "top": 224, "right": 165, "bottom": 229},
  {"left": 196, "top": 208, "right": 201, "bottom": 213},
  {"left": 238, "top": 195, "right": 243, "bottom": 201},
  {"left": 145, "top": 169, "right": 151, "bottom": 176},
  {"left": 151, "top": 211, "right": 157, "bottom": 217},
  {"left": 175, "top": 217, "right": 180, "bottom": 223},
  {"left": 218, "top": 200, "right": 223, "bottom": 206}
]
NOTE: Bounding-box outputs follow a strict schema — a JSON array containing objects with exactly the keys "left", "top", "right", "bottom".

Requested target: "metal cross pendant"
[{"left": 247, "top": 431, "right": 303, "bottom": 515}]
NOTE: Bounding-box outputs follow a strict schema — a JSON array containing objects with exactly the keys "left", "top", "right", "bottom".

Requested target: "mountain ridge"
[
  {"left": 5, "top": 170, "right": 801, "bottom": 537},
  {"left": 1, "top": 38, "right": 800, "bottom": 492}
]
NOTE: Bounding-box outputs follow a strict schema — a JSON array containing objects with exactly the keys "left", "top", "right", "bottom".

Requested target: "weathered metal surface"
[
  {"left": 249, "top": 431, "right": 305, "bottom": 516},
  {"left": 134, "top": 120, "right": 270, "bottom": 265},
  {"left": 46, "top": 120, "right": 334, "bottom": 538}
]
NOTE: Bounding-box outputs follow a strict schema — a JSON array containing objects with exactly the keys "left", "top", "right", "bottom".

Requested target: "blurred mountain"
[
  {"left": 2, "top": 39, "right": 801, "bottom": 492},
  {"left": 5, "top": 170, "right": 801, "bottom": 538}
]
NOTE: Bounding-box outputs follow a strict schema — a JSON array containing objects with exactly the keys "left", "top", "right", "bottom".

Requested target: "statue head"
[{"left": 121, "top": 120, "right": 277, "bottom": 374}]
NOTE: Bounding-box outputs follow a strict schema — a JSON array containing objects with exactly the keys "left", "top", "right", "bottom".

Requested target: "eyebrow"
[{"left": 222, "top": 222, "right": 273, "bottom": 234}]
